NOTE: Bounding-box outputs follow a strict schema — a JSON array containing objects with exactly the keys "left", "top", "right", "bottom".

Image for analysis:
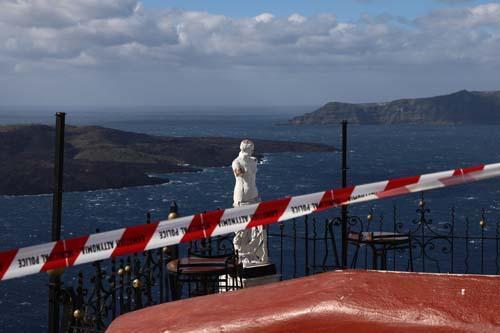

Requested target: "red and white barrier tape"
[{"left": 1, "top": 162, "right": 500, "bottom": 281}]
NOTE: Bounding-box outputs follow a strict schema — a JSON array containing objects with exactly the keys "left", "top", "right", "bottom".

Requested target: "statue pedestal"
[
  {"left": 240, "top": 263, "right": 280, "bottom": 288},
  {"left": 241, "top": 262, "right": 276, "bottom": 279},
  {"left": 220, "top": 262, "right": 279, "bottom": 292}
]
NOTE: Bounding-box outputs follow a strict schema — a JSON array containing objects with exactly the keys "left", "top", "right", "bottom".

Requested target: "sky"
[{"left": 0, "top": 0, "right": 499, "bottom": 107}]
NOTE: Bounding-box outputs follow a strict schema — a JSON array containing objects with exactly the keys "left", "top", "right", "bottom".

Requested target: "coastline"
[{"left": 0, "top": 125, "right": 336, "bottom": 196}]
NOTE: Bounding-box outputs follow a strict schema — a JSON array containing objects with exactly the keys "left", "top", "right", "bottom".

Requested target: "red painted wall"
[{"left": 107, "top": 270, "right": 500, "bottom": 333}]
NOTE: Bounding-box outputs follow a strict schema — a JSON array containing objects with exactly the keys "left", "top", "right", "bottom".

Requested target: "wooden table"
[
  {"left": 167, "top": 256, "right": 239, "bottom": 299},
  {"left": 167, "top": 256, "right": 232, "bottom": 275}
]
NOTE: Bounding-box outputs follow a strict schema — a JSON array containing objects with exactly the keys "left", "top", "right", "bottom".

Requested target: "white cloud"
[
  {"left": 254, "top": 12, "right": 275, "bottom": 23},
  {"left": 0, "top": 1, "right": 499, "bottom": 105},
  {"left": 288, "top": 13, "right": 306, "bottom": 24},
  {"left": 0, "top": 0, "right": 138, "bottom": 28},
  {"left": 417, "top": 3, "right": 500, "bottom": 29},
  {"left": 1, "top": 0, "right": 498, "bottom": 73}
]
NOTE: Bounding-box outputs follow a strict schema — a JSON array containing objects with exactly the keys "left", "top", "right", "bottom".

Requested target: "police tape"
[{"left": 1, "top": 162, "right": 500, "bottom": 281}]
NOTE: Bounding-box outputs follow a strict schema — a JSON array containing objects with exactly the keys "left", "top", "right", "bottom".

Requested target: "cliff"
[{"left": 289, "top": 90, "right": 500, "bottom": 125}]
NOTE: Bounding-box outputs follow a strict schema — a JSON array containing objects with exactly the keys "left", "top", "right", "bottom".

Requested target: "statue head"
[{"left": 240, "top": 139, "right": 254, "bottom": 155}]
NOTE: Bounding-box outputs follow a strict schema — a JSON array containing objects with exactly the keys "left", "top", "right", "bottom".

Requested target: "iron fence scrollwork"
[{"left": 54, "top": 197, "right": 500, "bottom": 332}]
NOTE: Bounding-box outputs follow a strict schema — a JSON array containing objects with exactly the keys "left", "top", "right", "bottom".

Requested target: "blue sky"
[
  {"left": 142, "top": 0, "right": 490, "bottom": 20},
  {"left": 0, "top": 0, "right": 499, "bottom": 107}
]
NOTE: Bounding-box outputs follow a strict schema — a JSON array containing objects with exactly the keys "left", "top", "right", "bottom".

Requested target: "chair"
[{"left": 349, "top": 230, "right": 413, "bottom": 271}]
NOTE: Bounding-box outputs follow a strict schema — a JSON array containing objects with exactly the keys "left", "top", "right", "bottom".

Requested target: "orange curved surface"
[{"left": 107, "top": 270, "right": 500, "bottom": 333}]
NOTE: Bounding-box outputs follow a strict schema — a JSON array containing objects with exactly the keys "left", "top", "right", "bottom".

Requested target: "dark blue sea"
[{"left": 1, "top": 109, "right": 500, "bottom": 332}]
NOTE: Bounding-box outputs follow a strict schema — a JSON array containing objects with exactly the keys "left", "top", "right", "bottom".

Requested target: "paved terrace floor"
[{"left": 107, "top": 270, "right": 500, "bottom": 333}]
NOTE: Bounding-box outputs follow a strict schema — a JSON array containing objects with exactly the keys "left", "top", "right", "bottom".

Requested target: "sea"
[{"left": 1, "top": 108, "right": 500, "bottom": 332}]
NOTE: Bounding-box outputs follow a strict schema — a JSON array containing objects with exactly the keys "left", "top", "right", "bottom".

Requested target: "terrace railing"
[{"left": 54, "top": 196, "right": 500, "bottom": 332}]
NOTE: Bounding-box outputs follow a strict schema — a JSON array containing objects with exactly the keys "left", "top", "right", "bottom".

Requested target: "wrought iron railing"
[
  {"left": 267, "top": 194, "right": 500, "bottom": 277},
  {"left": 57, "top": 243, "right": 173, "bottom": 332},
  {"left": 54, "top": 196, "right": 500, "bottom": 332}
]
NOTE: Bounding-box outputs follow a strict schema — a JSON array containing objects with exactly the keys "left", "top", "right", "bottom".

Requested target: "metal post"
[
  {"left": 48, "top": 112, "right": 66, "bottom": 333},
  {"left": 167, "top": 201, "right": 179, "bottom": 300},
  {"left": 304, "top": 215, "right": 309, "bottom": 276},
  {"left": 168, "top": 201, "right": 179, "bottom": 260},
  {"left": 341, "top": 120, "right": 348, "bottom": 268}
]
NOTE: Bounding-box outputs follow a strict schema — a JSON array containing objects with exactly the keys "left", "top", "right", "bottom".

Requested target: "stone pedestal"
[
  {"left": 240, "top": 263, "right": 280, "bottom": 288},
  {"left": 220, "top": 263, "right": 279, "bottom": 292}
]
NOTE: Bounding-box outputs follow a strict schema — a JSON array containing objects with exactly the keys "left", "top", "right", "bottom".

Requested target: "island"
[
  {"left": 0, "top": 125, "right": 335, "bottom": 195},
  {"left": 289, "top": 90, "right": 500, "bottom": 125}
]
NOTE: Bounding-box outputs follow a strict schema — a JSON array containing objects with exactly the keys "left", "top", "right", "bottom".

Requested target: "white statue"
[{"left": 232, "top": 139, "right": 269, "bottom": 267}]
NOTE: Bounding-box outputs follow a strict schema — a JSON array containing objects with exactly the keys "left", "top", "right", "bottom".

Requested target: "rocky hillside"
[
  {"left": 289, "top": 90, "right": 500, "bottom": 125},
  {"left": 0, "top": 125, "right": 335, "bottom": 195}
]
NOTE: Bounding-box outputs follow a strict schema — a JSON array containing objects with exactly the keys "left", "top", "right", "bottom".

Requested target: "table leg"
[
  {"left": 371, "top": 245, "right": 378, "bottom": 270},
  {"left": 168, "top": 273, "right": 180, "bottom": 300},
  {"left": 381, "top": 245, "right": 388, "bottom": 270}
]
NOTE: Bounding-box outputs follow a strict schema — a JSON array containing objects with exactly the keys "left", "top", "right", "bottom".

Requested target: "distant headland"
[
  {"left": 0, "top": 125, "right": 335, "bottom": 195},
  {"left": 289, "top": 90, "right": 500, "bottom": 125}
]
